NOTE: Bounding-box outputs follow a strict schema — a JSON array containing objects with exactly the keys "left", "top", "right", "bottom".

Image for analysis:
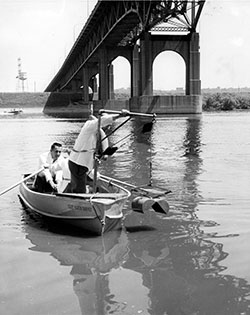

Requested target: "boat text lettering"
[{"left": 67, "top": 204, "right": 92, "bottom": 212}]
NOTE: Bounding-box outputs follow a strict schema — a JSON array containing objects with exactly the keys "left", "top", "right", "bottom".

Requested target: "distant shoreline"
[
  {"left": 0, "top": 92, "right": 49, "bottom": 108},
  {"left": 1, "top": 91, "right": 250, "bottom": 112}
]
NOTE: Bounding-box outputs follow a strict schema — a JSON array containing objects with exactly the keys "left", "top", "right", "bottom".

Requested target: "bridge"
[{"left": 44, "top": 1, "right": 205, "bottom": 116}]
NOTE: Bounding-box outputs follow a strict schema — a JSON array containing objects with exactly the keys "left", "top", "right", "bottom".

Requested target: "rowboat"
[
  {"left": 13, "top": 109, "right": 170, "bottom": 236},
  {"left": 19, "top": 175, "right": 131, "bottom": 236}
]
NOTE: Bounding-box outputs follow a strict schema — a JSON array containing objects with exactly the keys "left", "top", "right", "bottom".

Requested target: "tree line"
[{"left": 202, "top": 93, "right": 250, "bottom": 111}]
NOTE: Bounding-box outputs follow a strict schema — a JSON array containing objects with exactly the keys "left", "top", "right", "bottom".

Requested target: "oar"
[
  {"left": 100, "top": 174, "right": 170, "bottom": 195},
  {"left": 99, "top": 109, "right": 156, "bottom": 118},
  {"left": 0, "top": 167, "right": 44, "bottom": 196},
  {"left": 100, "top": 174, "right": 137, "bottom": 189},
  {"left": 100, "top": 121, "right": 154, "bottom": 158},
  {"left": 100, "top": 174, "right": 170, "bottom": 214}
]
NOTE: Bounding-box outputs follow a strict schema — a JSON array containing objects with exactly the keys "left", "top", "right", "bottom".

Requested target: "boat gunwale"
[
  {"left": 22, "top": 177, "right": 131, "bottom": 200},
  {"left": 19, "top": 177, "right": 131, "bottom": 220}
]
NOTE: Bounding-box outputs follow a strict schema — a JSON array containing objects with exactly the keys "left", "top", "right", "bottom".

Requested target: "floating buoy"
[
  {"left": 131, "top": 196, "right": 169, "bottom": 214},
  {"left": 131, "top": 196, "right": 155, "bottom": 213},
  {"left": 151, "top": 197, "right": 169, "bottom": 214}
]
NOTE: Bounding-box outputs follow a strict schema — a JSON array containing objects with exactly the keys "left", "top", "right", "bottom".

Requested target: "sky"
[{"left": 0, "top": 0, "right": 250, "bottom": 92}]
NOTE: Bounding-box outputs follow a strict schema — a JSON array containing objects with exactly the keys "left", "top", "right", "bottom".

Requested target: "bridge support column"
[
  {"left": 71, "top": 79, "right": 80, "bottom": 91},
  {"left": 131, "top": 44, "right": 140, "bottom": 97},
  {"left": 99, "top": 48, "right": 109, "bottom": 101},
  {"left": 186, "top": 32, "right": 201, "bottom": 95},
  {"left": 109, "top": 64, "right": 114, "bottom": 99},
  {"left": 82, "top": 66, "right": 90, "bottom": 101},
  {"left": 140, "top": 32, "right": 153, "bottom": 95}
]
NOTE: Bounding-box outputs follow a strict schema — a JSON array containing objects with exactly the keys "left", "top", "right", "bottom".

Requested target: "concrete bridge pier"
[
  {"left": 138, "top": 30, "right": 201, "bottom": 97},
  {"left": 98, "top": 48, "right": 109, "bottom": 101},
  {"left": 131, "top": 45, "right": 140, "bottom": 98},
  {"left": 140, "top": 31, "right": 153, "bottom": 96},
  {"left": 82, "top": 66, "right": 90, "bottom": 101},
  {"left": 130, "top": 31, "right": 202, "bottom": 114},
  {"left": 187, "top": 32, "right": 201, "bottom": 95}
]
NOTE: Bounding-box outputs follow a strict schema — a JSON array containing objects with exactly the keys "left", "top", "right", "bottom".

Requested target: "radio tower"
[{"left": 16, "top": 58, "right": 27, "bottom": 92}]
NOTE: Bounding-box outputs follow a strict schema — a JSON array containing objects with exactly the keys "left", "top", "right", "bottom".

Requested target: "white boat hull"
[{"left": 19, "top": 178, "right": 130, "bottom": 236}]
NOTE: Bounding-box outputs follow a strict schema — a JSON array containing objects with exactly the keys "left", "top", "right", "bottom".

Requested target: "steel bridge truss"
[{"left": 46, "top": 0, "right": 205, "bottom": 92}]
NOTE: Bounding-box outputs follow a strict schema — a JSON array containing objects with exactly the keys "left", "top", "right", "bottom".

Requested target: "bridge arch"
[
  {"left": 112, "top": 56, "right": 131, "bottom": 97},
  {"left": 153, "top": 50, "right": 185, "bottom": 93},
  {"left": 138, "top": 32, "right": 200, "bottom": 96},
  {"left": 85, "top": 54, "right": 131, "bottom": 101}
]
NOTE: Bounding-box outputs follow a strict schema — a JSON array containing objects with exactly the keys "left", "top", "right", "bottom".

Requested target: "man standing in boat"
[
  {"left": 34, "top": 142, "right": 65, "bottom": 193},
  {"left": 67, "top": 109, "right": 129, "bottom": 193}
]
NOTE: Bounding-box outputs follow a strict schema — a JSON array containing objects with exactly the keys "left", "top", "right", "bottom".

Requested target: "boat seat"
[{"left": 55, "top": 192, "right": 126, "bottom": 200}]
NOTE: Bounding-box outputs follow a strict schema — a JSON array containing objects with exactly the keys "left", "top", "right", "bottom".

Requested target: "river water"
[{"left": 0, "top": 108, "right": 250, "bottom": 315}]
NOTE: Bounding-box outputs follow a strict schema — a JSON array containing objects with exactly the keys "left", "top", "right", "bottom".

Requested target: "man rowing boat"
[{"left": 34, "top": 142, "right": 65, "bottom": 193}]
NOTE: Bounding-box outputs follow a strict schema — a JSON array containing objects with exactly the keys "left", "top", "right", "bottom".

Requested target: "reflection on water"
[
  {"left": 23, "top": 211, "right": 130, "bottom": 314},
  {"left": 1, "top": 111, "right": 250, "bottom": 314},
  {"left": 23, "top": 207, "right": 250, "bottom": 315}
]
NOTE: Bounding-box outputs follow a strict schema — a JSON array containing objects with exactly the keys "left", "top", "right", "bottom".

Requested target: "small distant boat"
[{"left": 8, "top": 108, "right": 23, "bottom": 115}]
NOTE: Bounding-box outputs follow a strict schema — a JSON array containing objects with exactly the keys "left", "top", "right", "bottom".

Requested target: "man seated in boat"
[
  {"left": 34, "top": 142, "right": 65, "bottom": 193},
  {"left": 66, "top": 109, "right": 129, "bottom": 193}
]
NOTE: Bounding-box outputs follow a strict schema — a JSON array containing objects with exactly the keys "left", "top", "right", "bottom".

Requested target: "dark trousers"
[
  {"left": 34, "top": 175, "right": 55, "bottom": 193},
  {"left": 68, "top": 160, "right": 88, "bottom": 193}
]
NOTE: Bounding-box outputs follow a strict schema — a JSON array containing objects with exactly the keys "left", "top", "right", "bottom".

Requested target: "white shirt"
[
  {"left": 69, "top": 115, "right": 112, "bottom": 171},
  {"left": 38, "top": 151, "right": 64, "bottom": 183}
]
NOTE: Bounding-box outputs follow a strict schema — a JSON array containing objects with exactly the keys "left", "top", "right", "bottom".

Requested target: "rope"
[{"left": 101, "top": 117, "right": 131, "bottom": 142}]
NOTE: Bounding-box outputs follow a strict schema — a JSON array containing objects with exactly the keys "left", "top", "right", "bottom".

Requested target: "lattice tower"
[{"left": 16, "top": 58, "right": 27, "bottom": 92}]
